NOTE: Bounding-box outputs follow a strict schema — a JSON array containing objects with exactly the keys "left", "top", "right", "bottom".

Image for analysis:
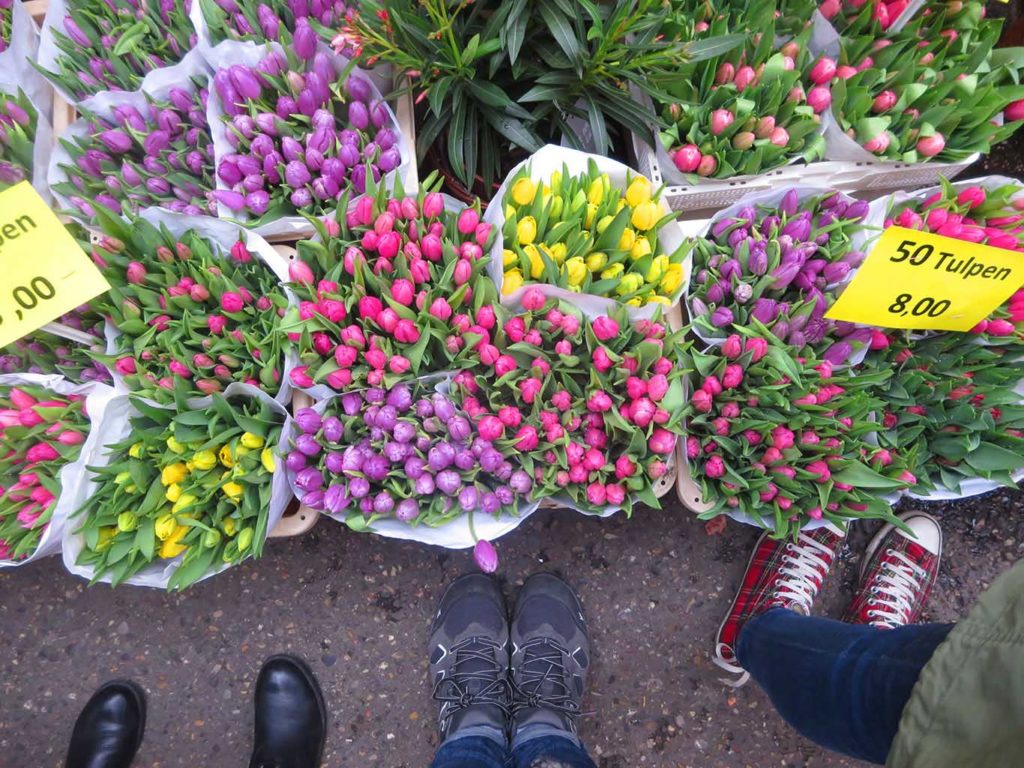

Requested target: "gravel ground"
[{"left": 1, "top": 488, "right": 1021, "bottom": 768}]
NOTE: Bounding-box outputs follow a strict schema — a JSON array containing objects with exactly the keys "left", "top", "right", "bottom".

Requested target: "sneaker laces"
[
  {"left": 713, "top": 531, "right": 837, "bottom": 688},
  {"left": 866, "top": 548, "right": 926, "bottom": 629},
  {"left": 432, "top": 636, "right": 511, "bottom": 731},
  {"left": 511, "top": 637, "right": 581, "bottom": 730}
]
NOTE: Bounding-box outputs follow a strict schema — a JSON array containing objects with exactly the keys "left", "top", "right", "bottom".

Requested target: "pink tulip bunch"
[
  {"left": 660, "top": 17, "right": 827, "bottom": 179},
  {"left": 0, "top": 385, "right": 90, "bottom": 562},
  {"left": 683, "top": 335, "right": 916, "bottom": 538},
  {"left": 821, "top": 0, "right": 910, "bottom": 34},
  {"left": 450, "top": 290, "right": 686, "bottom": 513},
  {"left": 83, "top": 213, "right": 290, "bottom": 404},
  {"left": 284, "top": 181, "right": 497, "bottom": 391},
  {"left": 886, "top": 178, "right": 1024, "bottom": 336}
]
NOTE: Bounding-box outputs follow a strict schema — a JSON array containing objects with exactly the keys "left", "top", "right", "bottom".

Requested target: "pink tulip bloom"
[
  {"left": 592, "top": 316, "right": 620, "bottom": 341},
  {"left": 704, "top": 456, "right": 725, "bottom": 478}
]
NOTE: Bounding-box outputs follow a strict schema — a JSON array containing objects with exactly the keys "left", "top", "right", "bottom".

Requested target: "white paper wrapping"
[
  {"left": 99, "top": 208, "right": 297, "bottom": 406},
  {"left": 204, "top": 39, "right": 415, "bottom": 240},
  {"left": 483, "top": 145, "right": 691, "bottom": 323},
  {"left": 0, "top": 373, "right": 116, "bottom": 568},
  {"left": 61, "top": 383, "right": 291, "bottom": 588}
]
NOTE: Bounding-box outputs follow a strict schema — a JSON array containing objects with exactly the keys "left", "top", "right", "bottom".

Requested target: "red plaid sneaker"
[
  {"left": 844, "top": 511, "right": 942, "bottom": 628},
  {"left": 714, "top": 524, "right": 845, "bottom": 685}
]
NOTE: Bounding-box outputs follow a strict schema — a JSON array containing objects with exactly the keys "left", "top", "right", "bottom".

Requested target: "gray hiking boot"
[
  {"left": 429, "top": 574, "right": 511, "bottom": 743},
  {"left": 510, "top": 573, "right": 590, "bottom": 739}
]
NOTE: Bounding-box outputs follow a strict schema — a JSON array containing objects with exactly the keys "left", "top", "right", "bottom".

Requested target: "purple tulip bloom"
[
  {"left": 285, "top": 450, "right": 307, "bottom": 472},
  {"left": 414, "top": 399, "right": 433, "bottom": 419},
  {"left": 454, "top": 450, "right": 476, "bottom": 470},
  {"left": 395, "top": 498, "right": 420, "bottom": 521},
  {"left": 481, "top": 493, "right": 501, "bottom": 515},
  {"left": 480, "top": 449, "right": 503, "bottom": 474},
  {"left": 323, "top": 484, "right": 349, "bottom": 515},
  {"left": 295, "top": 407, "right": 322, "bottom": 434},
  {"left": 303, "top": 490, "right": 325, "bottom": 510},
  {"left": 293, "top": 18, "right": 318, "bottom": 60},
  {"left": 432, "top": 395, "right": 456, "bottom": 424},
  {"left": 448, "top": 416, "right": 472, "bottom": 443},
  {"left": 428, "top": 442, "right": 456, "bottom": 471},
  {"left": 322, "top": 416, "right": 344, "bottom": 443},
  {"left": 437, "top": 470, "right": 462, "bottom": 496},
  {"left": 415, "top": 473, "right": 435, "bottom": 495},
  {"left": 710, "top": 306, "right": 734, "bottom": 328},
  {"left": 363, "top": 454, "right": 389, "bottom": 481},
  {"left": 348, "top": 101, "right": 369, "bottom": 131},
  {"left": 372, "top": 490, "right": 395, "bottom": 515},
  {"left": 404, "top": 456, "right": 426, "bottom": 479},
  {"left": 392, "top": 422, "right": 416, "bottom": 444},
  {"left": 247, "top": 191, "right": 271, "bottom": 216},
  {"left": 295, "top": 433, "right": 322, "bottom": 457},
  {"left": 349, "top": 477, "right": 371, "bottom": 498},
  {"left": 295, "top": 467, "right": 324, "bottom": 492},
  {"left": 770, "top": 261, "right": 802, "bottom": 290},
  {"left": 340, "top": 393, "right": 362, "bottom": 416},
  {"left": 495, "top": 485, "right": 514, "bottom": 505},
  {"left": 779, "top": 189, "right": 800, "bottom": 217},
  {"left": 458, "top": 486, "right": 479, "bottom": 512}
]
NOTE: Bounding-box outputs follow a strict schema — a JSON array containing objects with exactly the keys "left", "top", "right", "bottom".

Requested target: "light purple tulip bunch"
[
  {"left": 54, "top": 80, "right": 215, "bottom": 219},
  {"left": 0, "top": 89, "right": 36, "bottom": 190},
  {"left": 0, "top": 0, "right": 11, "bottom": 53},
  {"left": 1, "top": 305, "right": 112, "bottom": 384},
  {"left": 210, "top": 34, "right": 400, "bottom": 221},
  {"left": 41, "top": 0, "right": 197, "bottom": 101},
  {"left": 201, "top": 0, "right": 352, "bottom": 47},
  {"left": 690, "top": 188, "right": 873, "bottom": 365},
  {"left": 285, "top": 383, "right": 533, "bottom": 526}
]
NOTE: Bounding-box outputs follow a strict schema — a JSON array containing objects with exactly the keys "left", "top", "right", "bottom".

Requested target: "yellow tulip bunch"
[
  {"left": 71, "top": 394, "right": 282, "bottom": 590},
  {"left": 500, "top": 161, "right": 689, "bottom": 306}
]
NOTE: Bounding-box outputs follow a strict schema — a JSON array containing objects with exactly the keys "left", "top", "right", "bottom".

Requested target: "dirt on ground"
[{"left": 1, "top": 487, "right": 1021, "bottom": 768}]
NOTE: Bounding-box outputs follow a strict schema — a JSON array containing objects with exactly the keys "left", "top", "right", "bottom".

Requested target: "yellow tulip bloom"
[
  {"left": 261, "top": 447, "right": 276, "bottom": 473},
  {"left": 161, "top": 462, "right": 188, "bottom": 487},
  {"left": 165, "top": 483, "right": 182, "bottom": 503},
  {"left": 237, "top": 528, "right": 254, "bottom": 553},
  {"left": 219, "top": 444, "right": 235, "bottom": 468},
  {"left": 550, "top": 169, "right": 562, "bottom": 192},
  {"left": 618, "top": 228, "right": 637, "bottom": 251},
  {"left": 595, "top": 215, "right": 614, "bottom": 234},
  {"left": 585, "top": 251, "right": 608, "bottom": 272},
  {"left": 630, "top": 200, "right": 660, "bottom": 232},
  {"left": 524, "top": 244, "right": 544, "bottom": 279},
  {"left": 96, "top": 526, "right": 116, "bottom": 552},
  {"left": 564, "top": 257, "right": 587, "bottom": 287},
  {"left": 222, "top": 481, "right": 244, "bottom": 502},
  {"left": 191, "top": 450, "right": 218, "bottom": 471},
  {"left": 626, "top": 296, "right": 644, "bottom": 306},
  {"left": 601, "top": 263, "right": 625, "bottom": 280},
  {"left": 646, "top": 254, "right": 669, "bottom": 284},
  {"left": 166, "top": 436, "right": 185, "bottom": 454},
  {"left": 625, "top": 177, "right": 652, "bottom": 208},
  {"left": 240, "top": 432, "right": 264, "bottom": 450},
  {"left": 544, "top": 242, "right": 567, "bottom": 264},
  {"left": 221, "top": 517, "right": 238, "bottom": 536},
  {"left": 630, "top": 238, "right": 652, "bottom": 261},
  {"left": 503, "top": 269, "right": 524, "bottom": 296},
  {"left": 587, "top": 178, "right": 605, "bottom": 207},
  {"left": 129, "top": 442, "right": 144, "bottom": 459},
  {"left": 549, "top": 195, "right": 564, "bottom": 220},
  {"left": 155, "top": 514, "right": 176, "bottom": 541},
  {"left": 503, "top": 248, "right": 518, "bottom": 267},
  {"left": 117, "top": 511, "right": 138, "bottom": 533},
  {"left": 159, "top": 525, "right": 189, "bottom": 559},
  {"left": 659, "top": 263, "right": 685, "bottom": 295},
  {"left": 647, "top": 295, "right": 672, "bottom": 306},
  {"left": 616, "top": 273, "right": 644, "bottom": 296},
  {"left": 171, "top": 494, "right": 198, "bottom": 515},
  {"left": 505, "top": 204, "right": 516, "bottom": 220},
  {"left": 584, "top": 203, "right": 597, "bottom": 229},
  {"left": 516, "top": 216, "right": 537, "bottom": 245},
  {"left": 511, "top": 177, "right": 536, "bottom": 206}
]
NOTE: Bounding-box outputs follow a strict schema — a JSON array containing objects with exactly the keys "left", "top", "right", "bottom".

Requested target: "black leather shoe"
[
  {"left": 248, "top": 655, "right": 327, "bottom": 768},
  {"left": 65, "top": 680, "right": 146, "bottom": 768}
]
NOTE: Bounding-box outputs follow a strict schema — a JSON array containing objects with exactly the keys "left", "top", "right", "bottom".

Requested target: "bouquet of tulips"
[
  {"left": 450, "top": 289, "right": 683, "bottom": 513},
  {"left": 658, "top": 5, "right": 827, "bottom": 180},
  {"left": 69, "top": 391, "right": 282, "bottom": 589},
  {"left": 494, "top": 156, "right": 688, "bottom": 308},
  {"left": 85, "top": 210, "right": 291, "bottom": 403},
  {"left": 198, "top": 0, "right": 351, "bottom": 46},
  {"left": 0, "top": 383, "right": 93, "bottom": 564},
  {"left": 823, "top": 13, "right": 1024, "bottom": 162},
  {"left": 210, "top": 35, "right": 404, "bottom": 224},
  {"left": 0, "top": 0, "right": 11, "bottom": 53},
  {"left": 860, "top": 331, "right": 1024, "bottom": 495},
  {"left": 690, "top": 188, "right": 873, "bottom": 363},
  {"left": 39, "top": 0, "right": 196, "bottom": 101},
  {"left": 286, "top": 382, "right": 534, "bottom": 528},
  {"left": 821, "top": 0, "right": 911, "bottom": 35},
  {"left": 1, "top": 306, "right": 111, "bottom": 384},
  {"left": 53, "top": 77, "right": 215, "bottom": 219},
  {"left": 283, "top": 179, "right": 495, "bottom": 393},
  {"left": 884, "top": 177, "right": 1024, "bottom": 339},
  {"left": 683, "top": 334, "right": 915, "bottom": 537},
  {"left": 0, "top": 89, "right": 37, "bottom": 190}
]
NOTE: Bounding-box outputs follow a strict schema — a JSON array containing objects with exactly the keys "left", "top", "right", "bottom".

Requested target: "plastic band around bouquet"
[
  {"left": 100, "top": 208, "right": 299, "bottom": 407},
  {"left": 483, "top": 144, "right": 691, "bottom": 322},
  {"left": 284, "top": 373, "right": 543, "bottom": 550},
  {"left": 686, "top": 184, "right": 884, "bottom": 362},
  {"left": 204, "top": 39, "right": 415, "bottom": 240},
  {"left": 60, "top": 382, "right": 291, "bottom": 589},
  {"left": 0, "top": 373, "right": 116, "bottom": 568}
]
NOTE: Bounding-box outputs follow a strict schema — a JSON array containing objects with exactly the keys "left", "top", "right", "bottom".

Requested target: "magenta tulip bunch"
[
  {"left": 885, "top": 178, "right": 1024, "bottom": 337},
  {"left": 1, "top": 306, "right": 111, "bottom": 384},
  {"left": 83, "top": 212, "right": 289, "bottom": 404},
  {"left": 285, "top": 383, "right": 532, "bottom": 525},
  {"left": 201, "top": 0, "right": 352, "bottom": 46},
  {"left": 690, "top": 188, "right": 872, "bottom": 364},
  {"left": 211, "top": 39, "right": 401, "bottom": 221},
  {"left": 683, "top": 334, "right": 916, "bottom": 538},
  {"left": 0, "top": 0, "right": 11, "bottom": 53},
  {"left": 660, "top": 14, "right": 827, "bottom": 179},
  {"left": 0, "top": 89, "right": 37, "bottom": 191},
  {"left": 283, "top": 180, "right": 496, "bottom": 391},
  {"left": 40, "top": 0, "right": 197, "bottom": 101},
  {"left": 0, "top": 385, "right": 90, "bottom": 562},
  {"left": 54, "top": 80, "right": 215, "bottom": 219},
  {"left": 450, "top": 289, "right": 685, "bottom": 513}
]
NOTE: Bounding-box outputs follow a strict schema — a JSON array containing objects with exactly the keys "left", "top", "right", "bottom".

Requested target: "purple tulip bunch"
[
  {"left": 0, "top": 0, "right": 11, "bottom": 53},
  {"left": 1, "top": 306, "right": 112, "bottom": 384},
  {"left": 211, "top": 39, "right": 401, "bottom": 221},
  {"left": 0, "top": 89, "right": 36, "bottom": 190},
  {"left": 286, "top": 383, "right": 533, "bottom": 526},
  {"left": 54, "top": 80, "right": 215, "bottom": 219},
  {"left": 201, "top": 0, "right": 352, "bottom": 47},
  {"left": 42, "top": 0, "right": 197, "bottom": 101},
  {"left": 690, "top": 188, "right": 873, "bottom": 364}
]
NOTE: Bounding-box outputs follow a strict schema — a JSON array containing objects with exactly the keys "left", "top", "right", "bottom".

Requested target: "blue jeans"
[
  {"left": 430, "top": 726, "right": 597, "bottom": 768},
  {"left": 738, "top": 607, "right": 953, "bottom": 765}
]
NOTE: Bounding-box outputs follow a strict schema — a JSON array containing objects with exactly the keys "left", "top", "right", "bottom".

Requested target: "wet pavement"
[{"left": 2, "top": 487, "right": 1021, "bottom": 768}]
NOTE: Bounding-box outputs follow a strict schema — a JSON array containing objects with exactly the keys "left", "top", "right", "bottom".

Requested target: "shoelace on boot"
[
  {"left": 866, "top": 548, "right": 927, "bottom": 629},
  {"left": 714, "top": 531, "right": 837, "bottom": 687},
  {"left": 511, "top": 637, "right": 581, "bottom": 731},
  {"left": 432, "top": 636, "right": 511, "bottom": 731}
]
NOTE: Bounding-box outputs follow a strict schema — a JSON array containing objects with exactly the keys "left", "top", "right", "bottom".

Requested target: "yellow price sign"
[
  {"left": 0, "top": 182, "right": 110, "bottom": 347},
  {"left": 826, "top": 226, "right": 1024, "bottom": 332}
]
